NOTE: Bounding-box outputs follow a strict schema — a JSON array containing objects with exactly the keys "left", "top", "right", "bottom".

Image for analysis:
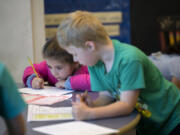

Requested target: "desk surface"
[
  {"left": 24, "top": 93, "right": 140, "bottom": 135},
  {"left": 16, "top": 83, "right": 140, "bottom": 135}
]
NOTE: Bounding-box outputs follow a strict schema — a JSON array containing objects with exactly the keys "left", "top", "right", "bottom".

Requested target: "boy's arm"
[
  {"left": 91, "top": 91, "right": 115, "bottom": 107},
  {"left": 72, "top": 90, "right": 140, "bottom": 120},
  {"left": 169, "top": 59, "right": 180, "bottom": 89},
  {"left": 172, "top": 77, "right": 180, "bottom": 89},
  {"left": 91, "top": 90, "right": 140, "bottom": 119},
  {"left": 5, "top": 113, "right": 26, "bottom": 135}
]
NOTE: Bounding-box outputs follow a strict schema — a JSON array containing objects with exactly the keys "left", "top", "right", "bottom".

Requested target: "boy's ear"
[{"left": 85, "top": 41, "right": 95, "bottom": 51}]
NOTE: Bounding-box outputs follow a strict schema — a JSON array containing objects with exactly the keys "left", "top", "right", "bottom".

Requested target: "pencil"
[
  {"left": 81, "top": 90, "right": 88, "bottom": 102},
  {"left": 27, "top": 57, "right": 39, "bottom": 78}
]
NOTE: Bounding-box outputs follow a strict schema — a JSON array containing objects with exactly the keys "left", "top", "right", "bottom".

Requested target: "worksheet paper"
[
  {"left": 19, "top": 86, "right": 73, "bottom": 96},
  {"left": 22, "top": 94, "right": 72, "bottom": 105},
  {"left": 33, "top": 121, "right": 118, "bottom": 135},
  {"left": 27, "top": 105, "right": 73, "bottom": 121}
]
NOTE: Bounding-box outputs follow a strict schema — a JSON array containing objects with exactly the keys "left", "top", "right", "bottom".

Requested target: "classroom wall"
[
  {"left": 0, "top": 0, "right": 33, "bottom": 82},
  {"left": 130, "top": 0, "right": 180, "bottom": 55},
  {"left": 1, "top": 0, "right": 179, "bottom": 82}
]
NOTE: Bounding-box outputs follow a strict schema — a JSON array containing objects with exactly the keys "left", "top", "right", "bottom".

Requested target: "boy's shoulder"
[{"left": 112, "top": 39, "right": 147, "bottom": 62}]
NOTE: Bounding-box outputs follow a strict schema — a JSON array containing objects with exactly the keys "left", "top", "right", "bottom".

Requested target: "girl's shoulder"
[
  {"left": 74, "top": 65, "right": 89, "bottom": 74},
  {"left": 33, "top": 60, "right": 49, "bottom": 73},
  {"left": 40, "top": 60, "right": 47, "bottom": 65},
  {"left": 36, "top": 60, "right": 48, "bottom": 68}
]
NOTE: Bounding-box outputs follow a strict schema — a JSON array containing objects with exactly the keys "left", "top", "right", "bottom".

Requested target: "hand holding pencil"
[
  {"left": 79, "top": 90, "right": 88, "bottom": 103},
  {"left": 27, "top": 57, "right": 44, "bottom": 89},
  {"left": 72, "top": 90, "right": 94, "bottom": 120},
  {"left": 31, "top": 77, "right": 44, "bottom": 89}
]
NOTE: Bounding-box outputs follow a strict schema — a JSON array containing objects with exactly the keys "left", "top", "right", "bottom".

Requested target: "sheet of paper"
[
  {"left": 33, "top": 121, "right": 118, "bottom": 135},
  {"left": 19, "top": 86, "right": 73, "bottom": 96},
  {"left": 27, "top": 105, "right": 73, "bottom": 121},
  {"left": 22, "top": 94, "right": 72, "bottom": 105},
  {"left": 21, "top": 94, "right": 45, "bottom": 102}
]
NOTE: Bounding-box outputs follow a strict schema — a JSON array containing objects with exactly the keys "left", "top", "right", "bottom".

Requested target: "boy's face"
[
  {"left": 46, "top": 58, "right": 75, "bottom": 81},
  {"left": 65, "top": 45, "right": 99, "bottom": 66}
]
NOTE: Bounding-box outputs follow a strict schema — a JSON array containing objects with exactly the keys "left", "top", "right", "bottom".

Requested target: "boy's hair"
[
  {"left": 42, "top": 37, "right": 74, "bottom": 64},
  {"left": 57, "top": 10, "right": 110, "bottom": 48}
]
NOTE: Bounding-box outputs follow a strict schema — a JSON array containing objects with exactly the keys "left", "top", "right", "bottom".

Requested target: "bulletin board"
[{"left": 44, "top": 0, "right": 130, "bottom": 43}]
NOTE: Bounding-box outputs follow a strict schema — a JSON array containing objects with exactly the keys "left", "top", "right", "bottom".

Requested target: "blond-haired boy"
[{"left": 57, "top": 10, "right": 180, "bottom": 135}]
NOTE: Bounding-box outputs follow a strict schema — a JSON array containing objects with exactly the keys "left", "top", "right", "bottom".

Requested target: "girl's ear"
[{"left": 84, "top": 41, "right": 96, "bottom": 51}]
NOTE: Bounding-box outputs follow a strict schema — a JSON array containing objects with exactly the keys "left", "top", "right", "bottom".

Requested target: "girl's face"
[{"left": 46, "top": 58, "right": 75, "bottom": 81}]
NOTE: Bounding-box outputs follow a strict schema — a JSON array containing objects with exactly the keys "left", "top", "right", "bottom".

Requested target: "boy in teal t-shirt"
[
  {"left": 0, "top": 62, "right": 27, "bottom": 135},
  {"left": 89, "top": 40, "right": 180, "bottom": 135},
  {"left": 57, "top": 10, "right": 180, "bottom": 135}
]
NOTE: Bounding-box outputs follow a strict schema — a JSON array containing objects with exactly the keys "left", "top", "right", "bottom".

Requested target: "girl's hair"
[
  {"left": 42, "top": 36, "right": 74, "bottom": 63},
  {"left": 162, "top": 43, "right": 180, "bottom": 54},
  {"left": 57, "top": 10, "right": 110, "bottom": 48}
]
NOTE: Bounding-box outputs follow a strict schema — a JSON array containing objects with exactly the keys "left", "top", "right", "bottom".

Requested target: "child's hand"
[
  {"left": 32, "top": 77, "right": 44, "bottom": 89},
  {"left": 55, "top": 80, "right": 65, "bottom": 88},
  {"left": 72, "top": 95, "right": 94, "bottom": 120},
  {"left": 78, "top": 92, "right": 94, "bottom": 107}
]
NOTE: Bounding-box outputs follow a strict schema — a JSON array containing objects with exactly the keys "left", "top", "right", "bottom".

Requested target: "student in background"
[
  {"left": 149, "top": 43, "right": 180, "bottom": 89},
  {"left": 0, "top": 62, "right": 26, "bottom": 135},
  {"left": 57, "top": 10, "right": 180, "bottom": 135},
  {"left": 23, "top": 37, "right": 91, "bottom": 91}
]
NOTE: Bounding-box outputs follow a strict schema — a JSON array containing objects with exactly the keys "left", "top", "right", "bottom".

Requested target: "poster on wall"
[{"left": 44, "top": 0, "right": 130, "bottom": 43}]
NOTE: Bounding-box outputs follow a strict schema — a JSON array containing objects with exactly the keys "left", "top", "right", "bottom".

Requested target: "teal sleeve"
[
  {"left": 120, "top": 61, "right": 145, "bottom": 91},
  {"left": 0, "top": 63, "right": 27, "bottom": 119}
]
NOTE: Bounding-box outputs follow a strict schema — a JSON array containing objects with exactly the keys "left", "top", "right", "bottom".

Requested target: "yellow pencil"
[{"left": 27, "top": 57, "right": 39, "bottom": 78}]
